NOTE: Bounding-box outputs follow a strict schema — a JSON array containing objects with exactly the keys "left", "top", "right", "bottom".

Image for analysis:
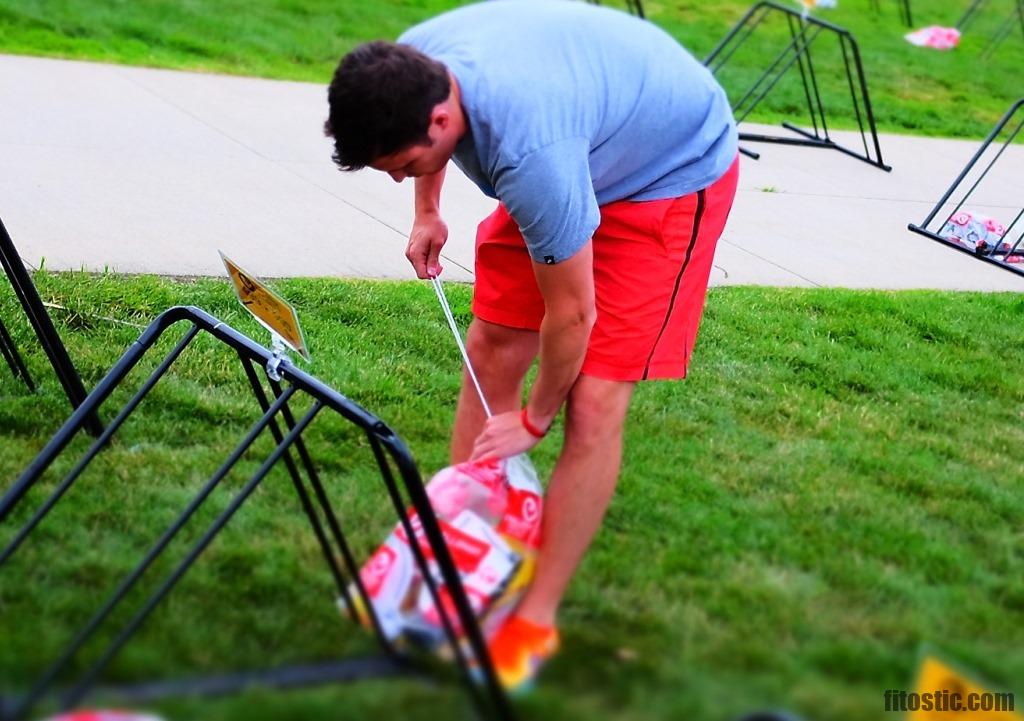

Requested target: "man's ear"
[{"left": 431, "top": 106, "right": 451, "bottom": 132}]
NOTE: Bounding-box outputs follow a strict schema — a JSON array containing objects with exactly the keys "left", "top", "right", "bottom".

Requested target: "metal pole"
[
  {"left": 0, "top": 315, "right": 35, "bottom": 391},
  {"left": 918, "top": 99, "right": 1024, "bottom": 230},
  {"left": 0, "top": 216, "right": 102, "bottom": 435}
]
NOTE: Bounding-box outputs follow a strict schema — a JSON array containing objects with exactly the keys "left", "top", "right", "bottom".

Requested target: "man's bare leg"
[
  {"left": 450, "top": 317, "right": 539, "bottom": 463},
  {"left": 512, "top": 374, "right": 636, "bottom": 627}
]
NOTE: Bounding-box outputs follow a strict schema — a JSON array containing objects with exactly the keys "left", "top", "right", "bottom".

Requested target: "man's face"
[
  {"left": 368, "top": 106, "right": 455, "bottom": 183},
  {"left": 369, "top": 140, "right": 448, "bottom": 183}
]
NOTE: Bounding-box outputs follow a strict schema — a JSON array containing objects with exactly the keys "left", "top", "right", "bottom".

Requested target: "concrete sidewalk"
[{"left": 1, "top": 53, "right": 1021, "bottom": 290}]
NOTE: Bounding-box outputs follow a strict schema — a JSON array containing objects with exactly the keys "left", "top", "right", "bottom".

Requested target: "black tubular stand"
[
  {"left": 704, "top": 1, "right": 891, "bottom": 171},
  {"left": 957, "top": 0, "right": 1024, "bottom": 60},
  {"left": 908, "top": 99, "right": 1024, "bottom": 278},
  {"left": 0, "top": 216, "right": 102, "bottom": 434},
  {"left": 0, "top": 306, "right": 515, "bottom": 721}
]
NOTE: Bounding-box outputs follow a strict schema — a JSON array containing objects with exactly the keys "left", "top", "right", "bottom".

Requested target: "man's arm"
[
  {"left": 525, "top": 241, "right": 596, "bottom": 431},
  {"left": 408, "top": 167, "right": 448, "bottom": 278},
  {"left": 468, "top": 241, "right": 595, "bottom": 461}
]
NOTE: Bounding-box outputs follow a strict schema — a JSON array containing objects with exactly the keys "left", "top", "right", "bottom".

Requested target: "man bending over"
[{"left": 324, "top": 0, "right": 739, "bottom": 691}]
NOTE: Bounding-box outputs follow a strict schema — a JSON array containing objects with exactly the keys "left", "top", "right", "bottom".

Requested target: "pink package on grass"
[
  {"left": 345, "top": 454, "right": 543, "bottom": 652},
  {"left": 905, "top": 26, "right": 961, "bottom": 49}
]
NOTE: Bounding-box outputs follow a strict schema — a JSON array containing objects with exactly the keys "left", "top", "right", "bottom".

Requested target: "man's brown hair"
[{"left": 324, "top": 41, "right": 451, "bottom": 171}]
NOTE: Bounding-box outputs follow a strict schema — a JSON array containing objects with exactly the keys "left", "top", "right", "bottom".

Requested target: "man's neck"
[{"left": 448, "top": 72, "right": 468, "bottom": 142}]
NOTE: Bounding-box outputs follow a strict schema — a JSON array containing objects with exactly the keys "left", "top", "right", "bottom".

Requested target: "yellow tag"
[
  {"left": 220, "top": 252, "right": 309, "bottom": 361},
  {"left": 908, "top": 657, "right": 1019, "bottom": 720}
]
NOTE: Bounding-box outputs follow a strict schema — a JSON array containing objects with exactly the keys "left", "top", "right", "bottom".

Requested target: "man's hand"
[
  {"left": 469, "top": 410, "right": 542, "bottom": 461},
  {"left": 407, "top": 212, "right": 448, "bottom": 279}
]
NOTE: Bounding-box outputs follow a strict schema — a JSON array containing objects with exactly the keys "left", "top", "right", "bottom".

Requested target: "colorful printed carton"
[{"left": 344, "top": 455, "right": 543, "bottom": 653}]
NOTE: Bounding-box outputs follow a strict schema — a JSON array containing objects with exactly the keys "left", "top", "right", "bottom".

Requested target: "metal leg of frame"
[
  {"left": 909, "top": 98, "right": 1024, "bottom": 278},
  {"left": 0, "top": 216, "right": 102, "bottom": 435},
  {"left": 57, "top": 404, "right": 323, "bottom": 712},
  {"left": 979, "top": 1, "right": 1024, "bottom": 60},
  {"left": 786, "top": 14, "right": 824, "bottom": 140},
  {"left": 0, "top": 326, "right": 200, "bottom": 566},
  {"left": 957, "top": 0, "right": 987, "bottom": 29},
  {"left": 0, "top": 314, "right": 34, "bottom": 391},
  {"left": 263, "top": 373, "right": 398, "bottom": 653},
  {"left": 366, "top": 433, "right": 515, "bottom": 721},
  {"left": 5, "top": 386, "right": 299, "bottom": 720},
  {"left": 705, "top": 1, "right": 890, "bottom": 170}
]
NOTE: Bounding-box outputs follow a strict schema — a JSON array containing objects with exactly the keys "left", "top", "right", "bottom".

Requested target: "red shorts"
[{"left": 472, "top": 155, "right": 740, "bottom": 382}]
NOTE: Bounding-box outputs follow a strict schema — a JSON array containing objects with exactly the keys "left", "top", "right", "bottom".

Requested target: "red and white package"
[
  {"left": 347, "top": 533, "right": 417, "bottom": 640},
  {"left": 345, "top": 454, "right": 543, "bottom": 651},
  {"left": 412, "top": 510, "right": 520, "bottom": 642}
]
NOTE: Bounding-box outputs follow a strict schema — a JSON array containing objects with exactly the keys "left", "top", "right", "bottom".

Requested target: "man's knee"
[
  {"left": 466, "top": 319, "right": 537, "bottom": 377},
  {"left": 564, "top": 377, "right": 635, "bottom": 449}
]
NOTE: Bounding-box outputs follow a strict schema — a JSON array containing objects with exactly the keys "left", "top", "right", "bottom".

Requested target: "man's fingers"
[
  {"left": 405, "top": 241, "right": 430, "bottom": 279},
  {"left": 470, "top": 433, "right": 494, "bottom": 461},
  {"left": 426, "top": 242, "right": 443, "bottom": 278}
]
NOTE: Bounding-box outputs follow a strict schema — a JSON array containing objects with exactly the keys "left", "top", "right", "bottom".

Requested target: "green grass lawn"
[
  {"left": 0, "top": 0, "right": 1021, "bottom": 139},
  {"left": 1, "top": 272, "right": 1022, "bottom": 721}
]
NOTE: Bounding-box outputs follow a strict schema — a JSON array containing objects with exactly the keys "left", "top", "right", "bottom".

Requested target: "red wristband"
[{"left": 520, "top": 408, "right": 548, "bottom": 439}]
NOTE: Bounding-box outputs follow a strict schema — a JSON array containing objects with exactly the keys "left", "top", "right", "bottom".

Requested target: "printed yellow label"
[{"left": 220, "top": 252, "right": 309, "bottom": 361}]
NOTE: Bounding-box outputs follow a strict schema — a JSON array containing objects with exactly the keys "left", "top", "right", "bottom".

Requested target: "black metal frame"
[
  {"left": 870, "top": 0, "right": 913, "bottom": 26},
  {"left": 0, "top": 314, "right": 34, "bottom": 392},
  {"left": 0, "top": 215, "right": 102, "bottom": 434},
  {"left": 908, "top": 99, "right": 1024, "bottom": 279},
  {"left": 705, "top": 1, "right": 891, "bottom": 171},
  {"left": 957, "top": 0, "right": 1024, "bottom": 60},
  {"left": 0, "top": 306, "right": 514, "bottom": 721}
]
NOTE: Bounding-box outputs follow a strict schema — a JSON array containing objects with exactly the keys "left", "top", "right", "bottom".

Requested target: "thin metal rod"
[
  {"left": 1006, "top": 228, "right": 1024, "bottom": 257},
  {"left": 0, "top": 314, "right": 34, "bottom": 390},
  {"left": 938, "top": 117, "right": 1024, "bottom": 230},
  {"left": 732, "top": 25, "right": 821, "bottom": 121},
  {"left": 363, "top": 435, "right": 485, "bottom": 705},
  {"left": 957, "top": 0, "right": 987, "bottom": 29},
  {"left": 237, "top": 357, "right": 356, "bottom": 620},
  {"left": 787, "top": 13, "right": 822, "bottom": 139},
  {"left": 840, "top": 35, "right": 871, "bottom": 159},
  {"left": 919, "top": 99, "right": 1024, "bottom": 229},
  {"left": 264, "top": 374, "right": 394, "bottom": 653},
  {"left": 59, "top": 402, "right": 323, "bottom": 711},
  {"left": 0, "top": 216, "right": 102, "bottom": 436},
  {"left": 799, "top": 20, "right": 831, "bottom": 140},
  {"left": 995, "top": 207, "right": 1024, "bottom": 250},
  {"left": 0, "top": 317, "right": 172, "bottom": 524},
  {"left": 366, "top": 432, "right": 514, "bottom": 721},
  {"left": 85, "top": 657, "right": 416, "bottom": 705},
  {"left": 843, "top": 27, "right": 886, "bottom": 167},
  {"left": 908, "top": 224, "right": 1024, "bottom": 278},
  {"left": 736, "top": 26, "right": 825, "bottom": 124},
  {"left": 7, "top": 386, "right": 298, "bottom": 721},
  {"left": 705, "top": 2, "right": 772, "bottom": 66},
  {"left": 707, "top": 5, "right": 772, "bottom": 73},
  {"left": 0, "top": 326, "right": 200, "bottom": 567},
  {"left": 780, "top": 122, "right": 892, "bottom": 170}
]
